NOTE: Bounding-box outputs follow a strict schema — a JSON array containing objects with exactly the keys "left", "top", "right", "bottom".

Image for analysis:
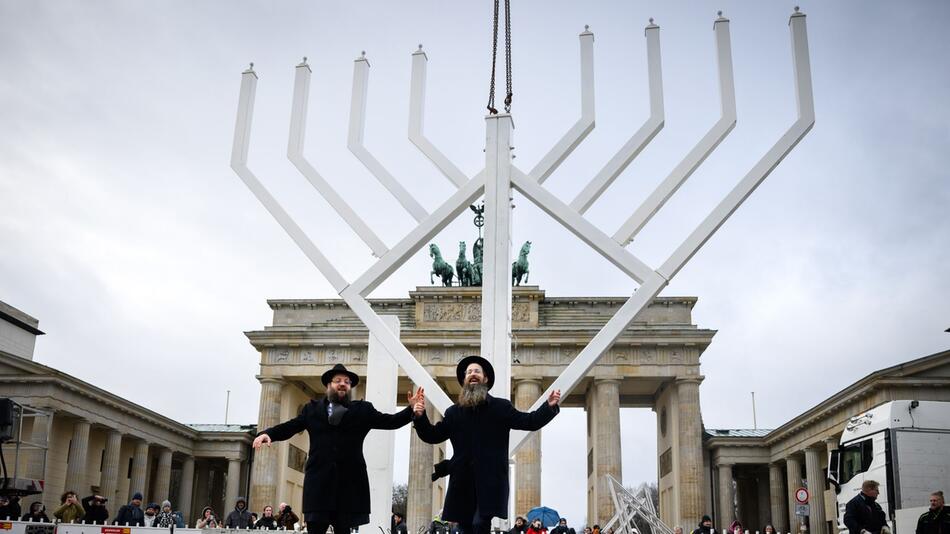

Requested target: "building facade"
[
  {"left": 704, "top": 350, "right": 950, "bottom": 534},
  {"left": 0, "top": 301, "right": 254, "bottom": 526}
]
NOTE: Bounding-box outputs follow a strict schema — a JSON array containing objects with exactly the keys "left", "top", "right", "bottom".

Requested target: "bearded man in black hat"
[
  {"left": 411, "top": 355, "right": 561, "bottom": 534},
  {"left": 253, "top": 363, "right": 423, "bottom": 534}
]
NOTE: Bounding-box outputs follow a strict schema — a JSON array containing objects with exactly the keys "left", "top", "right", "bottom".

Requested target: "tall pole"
[
  {"left": 752, "top": 391, "right": 759, "bottom": 430},
  {"left": 481, "top": 113, "right": 514, "bottom": 400},
  {"left": 225, "top": 389, "right": 231, "bottom": 424}
]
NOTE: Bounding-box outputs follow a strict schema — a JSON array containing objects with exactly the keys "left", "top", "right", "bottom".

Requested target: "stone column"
[
  {"left": 153, "top": 448, "right": 174, "bottom": 503},
  {"left": 26, "top": 412, "right": 53, "bottom": 481},
  {"left": 677, "top": 378, "right": 705, "bottom": 525},
  {"left": 593, "top": 379, "right": 622, "bottom": 525},
  {"left": 195, "top": 461, "right": 211, "bottom": 516},
  {"left": 100, "top": 430, "right": 123, "bottom": 503},
  {"left": 179, "top": 456, "right": 196, "bottom": 523},
  {"left": 408, "top": 401, "right": 435, "bottom": 533},
  {"left": 514, "top": 379, "right": 542, "bottom": 515},
  {"left": 718, "top": 462, "right": 735, "bottom": 529},
  {"left": 226, "top": 458, "right": 242, "bottom": 510},
  {"left": 250, "top": 377, "right": 283, "bottom": 511},
  {"left": 64, "top": 419, "right": 91, "bottom": 492},
  {"left": 786, "top": 455, "right": 803, "bottom": 533},
  {"left": 769, "top": 463, "right": 789, "bottom": 533},
  {"left": 130, "top": 440, "right": 150, "bottom": 500},
  {"left": 805, "top": 446, "right": 827, "bottom": 534}
]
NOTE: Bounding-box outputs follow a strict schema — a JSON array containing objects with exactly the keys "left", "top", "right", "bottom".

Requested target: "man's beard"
[
  {"left": 326, "top": 387, "right": 352, "bottom": 405},
  {"left": 458, "top": 382, "right": 489, "bottom": 407}
]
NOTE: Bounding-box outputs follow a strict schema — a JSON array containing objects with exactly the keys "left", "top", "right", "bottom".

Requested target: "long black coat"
[
  {"left": 263, "top": 398, "right": 413, "bottom": 517},
  {"left": 414, "top": 395, "right": 559, "bottom": 522}
]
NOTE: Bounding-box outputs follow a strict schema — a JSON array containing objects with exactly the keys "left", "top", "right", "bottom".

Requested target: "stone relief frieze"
[{"left": 421, "top": 302, "right": 531, "bottom": 323}]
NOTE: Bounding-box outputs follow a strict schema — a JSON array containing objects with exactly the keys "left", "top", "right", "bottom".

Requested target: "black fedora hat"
[
  {"left": 321, "top": 364, "right": 360, "bottom": 387},
  {"left": 456, "top": 355, "right": 494, "bottom": 389}
]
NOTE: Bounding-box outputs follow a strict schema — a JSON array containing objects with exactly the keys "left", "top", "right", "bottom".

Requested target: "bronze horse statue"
[
  {"left": 429, "top": 243, "right": 454, "bottom": 286},
  {"left": 456, "top": 241, "right": 474, "bottom": 286},
  {"left": 512, "top": 241, "right": 531, "bottom": 286}
]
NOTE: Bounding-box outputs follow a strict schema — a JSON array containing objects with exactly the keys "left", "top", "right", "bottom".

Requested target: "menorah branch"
[
  {"left": 612, "top": 15, "right": 736, "bottom": 245},
  {"left": 657, "top": 9, "right": 813, "bottom": 281},
  {"left": 529, "top": 28, "right": 596, "bottom": 184},
  {"left": 570, "top": 21, "right": 664, "bottom": 214},
  {"left": 232, "top": 67, "right": 350, "bottom": 292},
  {"left": 287, "top": 60, "right": 390, "bottom": 258},
  {"left": 409, "top": 46, "right": 469, "bottom": 188},
  {"left": 349, "top": 54, "right": 430, "bottom": 222}
]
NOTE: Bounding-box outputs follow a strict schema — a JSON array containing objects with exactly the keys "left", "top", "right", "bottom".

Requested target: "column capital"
[
  {"left": 717, "top": 461, "right": 736, "bottom": 468},
  {"left": 675, "top": 376, "right": 705, "bottom": 386},
  {"left": 514, "top": 378, "right": 542, "bottom": 387},
  {"left": 593, "top": 378, "right": 621, "bottom": 386},
  {"left": 258, "top": 376, "right": 284, "bottom": 385}
]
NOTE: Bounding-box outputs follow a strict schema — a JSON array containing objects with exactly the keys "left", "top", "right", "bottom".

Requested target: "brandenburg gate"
[{"left": 245, "top": 286, "right": 714, "bottom": 529}]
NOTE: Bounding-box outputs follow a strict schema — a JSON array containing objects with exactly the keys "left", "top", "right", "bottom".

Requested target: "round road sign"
[{"left": 795, "top": 487, "right": 809, "bottom": 504}]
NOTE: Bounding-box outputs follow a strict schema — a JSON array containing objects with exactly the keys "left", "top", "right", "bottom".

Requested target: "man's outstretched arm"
[{"left": 505, "top": 389, "right": 561, "bottom": 431}]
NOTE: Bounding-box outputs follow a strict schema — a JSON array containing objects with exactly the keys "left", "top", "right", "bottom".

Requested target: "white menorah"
[{"left": 231, "top": 7, "right": 813, "bottom": 525}]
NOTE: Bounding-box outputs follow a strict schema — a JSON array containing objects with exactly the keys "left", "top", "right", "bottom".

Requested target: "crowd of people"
[{"left": 3, "top": 491, "right": 303, "bottom": 530}]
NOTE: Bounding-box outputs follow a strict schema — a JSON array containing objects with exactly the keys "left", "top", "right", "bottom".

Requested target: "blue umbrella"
[{"left": 526, "top": 506, "right": 560, "bottom": 528}]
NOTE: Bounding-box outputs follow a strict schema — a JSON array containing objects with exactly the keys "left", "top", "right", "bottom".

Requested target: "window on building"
[{"left": 288, "top": 444, "right": 307, "bottom": 473}]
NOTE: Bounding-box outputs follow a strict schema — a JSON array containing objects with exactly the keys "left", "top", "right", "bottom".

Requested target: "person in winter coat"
[
  {"left": 527, "top": 519, "right": 548, "bottom": 534},
  {"left": 21, "top": 501, "right": 50, "bottom": 523},
  {"left": 916, "top": 491, "right": 950, "bottom": 534},
  {"left": 53, "top": 491, "right": 85, "bottom": 524},
  {"left": 143, "top": 503, "right": 159, "bottom": 527},
  {"left": 225, "top": 497, "right": 252, "bottom": 529},
  {"left": 277, "top": 503, "right": 299, "bottom": 530},
  {"left": 844, "top": 481, "right": 887, "bottom": 534},
  {"left": 551, "top": 519, "right": 572, "bottom": 534},
  {"left": 253, "top": 364, "right": 420, "bottom": 534},
  {"left": 155, "top": 501, "right": 179, "bottom": 528},
  {"left": 692, "top": 515, "right": 713, "bottom": 534},
  {"left": 411, "top": 355, "right": 560, "bottom": 534},
  {"left": 510, "top": 517, "right": 528, "bottom": 534},
  {"left": 196, "top": 506, "right": 219, "bottom": 529},
  {"left": 729, "top": 521, "right": 744, "bottom": 534},
  {"left": 0, "top": 496, "right": 21, "bottom": 520},
  {"left": 114, "top": 493, "right": 145, "bottom": 526},
  {"left": 82, "top": 495, "right": 110, "bottom": 525},
  {"left": 255, "top": 505, "right": 279, "bottom": 530}
]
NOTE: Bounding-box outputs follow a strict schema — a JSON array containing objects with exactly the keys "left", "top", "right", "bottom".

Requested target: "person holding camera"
[
  {"left": 196, "top": 506, "right": 219, "bottom": 529},
  {"left": 53, "top": 491, "right": 85, "bottom": 524},
  {"left": 82, "top": 495, "right": 109, "bottom": 524}
]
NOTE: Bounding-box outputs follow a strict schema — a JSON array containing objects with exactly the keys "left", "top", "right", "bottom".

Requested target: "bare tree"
[{"left": 392, "top": 483, "right": 409, "bottom": 516}]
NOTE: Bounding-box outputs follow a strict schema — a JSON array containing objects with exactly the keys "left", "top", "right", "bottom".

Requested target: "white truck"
[{"left": 827, "top": 400, "right": 950, "bottom": 534}]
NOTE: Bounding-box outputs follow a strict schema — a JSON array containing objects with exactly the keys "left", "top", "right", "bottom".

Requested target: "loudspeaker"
[{"left": 0, "top": 398, "right": 21, "bottom": 442}]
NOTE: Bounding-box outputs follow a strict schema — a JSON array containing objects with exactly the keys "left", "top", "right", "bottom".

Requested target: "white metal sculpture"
[
  {"left": 602, "top": 474, "right": 672, "bottom": 534},
  {"left": 232, "top": 7, "right": 813, "bottom": 526}
]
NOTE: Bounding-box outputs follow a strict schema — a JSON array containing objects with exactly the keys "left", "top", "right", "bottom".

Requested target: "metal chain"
[
  {"left": 487, "top": 0, "right": 512, "bottom": 114},
  {"left": 503, "top": 0, "right": 512, "bottom": 113},
  {"left": 486, "top": 0, "right": 500, "bottom": 114}
]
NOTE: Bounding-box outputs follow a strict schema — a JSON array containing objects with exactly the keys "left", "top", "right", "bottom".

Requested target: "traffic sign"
[
  {"left": 795, "top": 487, "right": 810, "bottom": 504},
  {"left": 795, "top": 504, "right": 810, "bottom": 516}
]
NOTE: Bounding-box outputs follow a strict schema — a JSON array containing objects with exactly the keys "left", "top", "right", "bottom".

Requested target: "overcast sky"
[{"left": 2, "top": 0, "right": 949, "bottom": 527}]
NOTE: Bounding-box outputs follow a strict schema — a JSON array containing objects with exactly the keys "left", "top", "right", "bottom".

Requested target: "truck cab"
[{"left": 827, "top": 400, "right": 950, "bottom": 534}]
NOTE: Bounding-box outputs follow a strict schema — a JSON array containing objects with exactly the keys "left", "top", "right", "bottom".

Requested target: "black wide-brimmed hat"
[
  {"left": 321, "top": 364, "right": 360, "bottom": 387},
  {"left": 456, "top": 355, "right": 494, "bottom": 389}
]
